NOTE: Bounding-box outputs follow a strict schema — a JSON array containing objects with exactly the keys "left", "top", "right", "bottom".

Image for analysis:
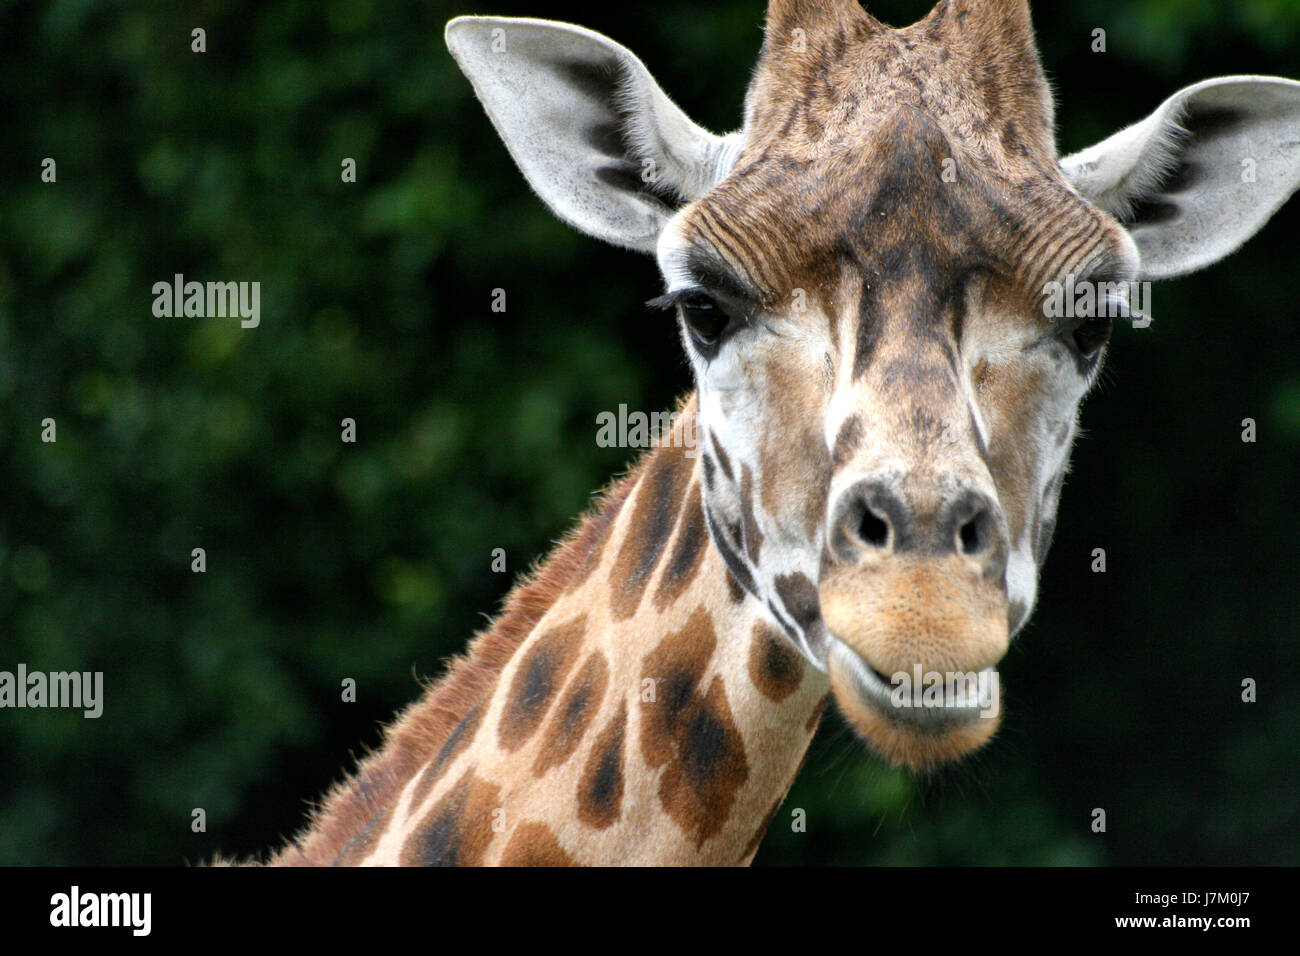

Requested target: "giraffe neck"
[{"left": 270, "top": 394, "right": 828, "bottom": 866}]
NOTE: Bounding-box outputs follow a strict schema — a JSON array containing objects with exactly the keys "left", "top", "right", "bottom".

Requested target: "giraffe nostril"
[
  {"left": 957, "top": 504, "right": 999, "bottom": 560},
  {"left": 859, "top": 508, "right": 890, "bottom": 548}
]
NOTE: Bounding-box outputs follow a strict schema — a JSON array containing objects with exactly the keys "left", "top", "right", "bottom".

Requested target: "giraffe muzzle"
[{"left": 819, "top": 556, "right": 1010, "bottom": 770}]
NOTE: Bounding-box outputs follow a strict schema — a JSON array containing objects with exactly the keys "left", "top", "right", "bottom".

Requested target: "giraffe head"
[{"left": 447, "top": 1, "right": 1300, "bottom": 769}]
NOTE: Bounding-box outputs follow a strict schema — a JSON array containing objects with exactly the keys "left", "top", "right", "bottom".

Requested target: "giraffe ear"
[
  {"left": 1060, "top": 76, "right": 1300, "bottom": 280},
  {"left": 446, "top": 16, "right": 741, "bottom": 254}
]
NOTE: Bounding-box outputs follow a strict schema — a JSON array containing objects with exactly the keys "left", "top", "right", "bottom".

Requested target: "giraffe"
[{"left": 253, "top": 0, "right": 1300, "bottom": 865}]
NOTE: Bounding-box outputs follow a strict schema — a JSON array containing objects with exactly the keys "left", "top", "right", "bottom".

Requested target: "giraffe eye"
[
  {"left": 1072, "top": 315, "right": 1113, "bottom": 360},
  {"left": 680, "top": 294, "right": 732, "bottom": 347}
]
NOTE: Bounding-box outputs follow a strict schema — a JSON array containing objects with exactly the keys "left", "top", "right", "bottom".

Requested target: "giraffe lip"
[{"left": 826, "top": 636, "right": 1000, "bottom": 730}]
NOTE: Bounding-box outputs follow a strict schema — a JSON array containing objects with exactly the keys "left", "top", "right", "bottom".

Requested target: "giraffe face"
[
  {"left": 652, "top": 1, "right": 1137, "bottom": 768},
  {"left": 659, "top": 212, "right": 1136, "bottom": 768}
]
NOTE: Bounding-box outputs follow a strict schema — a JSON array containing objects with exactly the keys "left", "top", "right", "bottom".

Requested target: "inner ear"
[
  {"left": 564, "top": 61, "right": 688, "bottom": 211},
  {"left": 446, "top": 17, "right": 741, "bottom": 254},
  {"left": 1059, "top": 75, "right": 1300, "bottom": 280},
  {"left": 1119, "top": 106, "right": 1233, "bottom": 228}
]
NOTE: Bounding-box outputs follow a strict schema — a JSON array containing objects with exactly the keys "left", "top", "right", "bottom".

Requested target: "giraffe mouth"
[{"left": 825, "top": 636, "right": 1003, "bottom": 770}]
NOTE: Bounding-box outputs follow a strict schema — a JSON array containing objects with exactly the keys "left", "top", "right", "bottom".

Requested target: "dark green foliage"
[{"left": 0, "top": 0, "right": 1296, "bottom": 865}]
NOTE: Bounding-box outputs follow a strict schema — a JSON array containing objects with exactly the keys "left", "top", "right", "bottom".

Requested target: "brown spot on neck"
[
  {"left": 577, "top": 700, "right": 628, "bottom": 830},
  {"left": 609, "top": 445, "right": 696, "bottom": 620},
  {"left": 498, "top": 615, "right": 586, "bottom": 752},
  {"left": 500, "top": 821, "right": 577, "bottom": 866},
  {"left": 533, "top": 651, "right": 609, "bottom": 777},
  {"left": 640, "top": 608, "right": 750, "bottom": 848},
  {"left": 408, "top": 703, "right": 485, "bottom": 811},
  {"left": 399, "top": 770, "right": 500, "bottom": 867},
  {"left": 748, "top": 623, "right": 806, "bottom": 702},
  {"left": 653, "top": 481, "right": 708, "bottom": 612}
]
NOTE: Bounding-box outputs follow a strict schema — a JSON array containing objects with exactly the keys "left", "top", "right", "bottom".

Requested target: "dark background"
[{"left": 1, "top": 0, "right": 1297, "bottom": 866}]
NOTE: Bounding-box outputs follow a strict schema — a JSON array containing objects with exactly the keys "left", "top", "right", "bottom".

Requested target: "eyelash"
[
  {"left": 1054, "top": 273, "right": 1145, "bottom": 362},
  {"left": 646, "top": 289, "right": 707, "bottom": 313},
  {"left": 648, "top": 288, "right": 748, "bottom": 353}
]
